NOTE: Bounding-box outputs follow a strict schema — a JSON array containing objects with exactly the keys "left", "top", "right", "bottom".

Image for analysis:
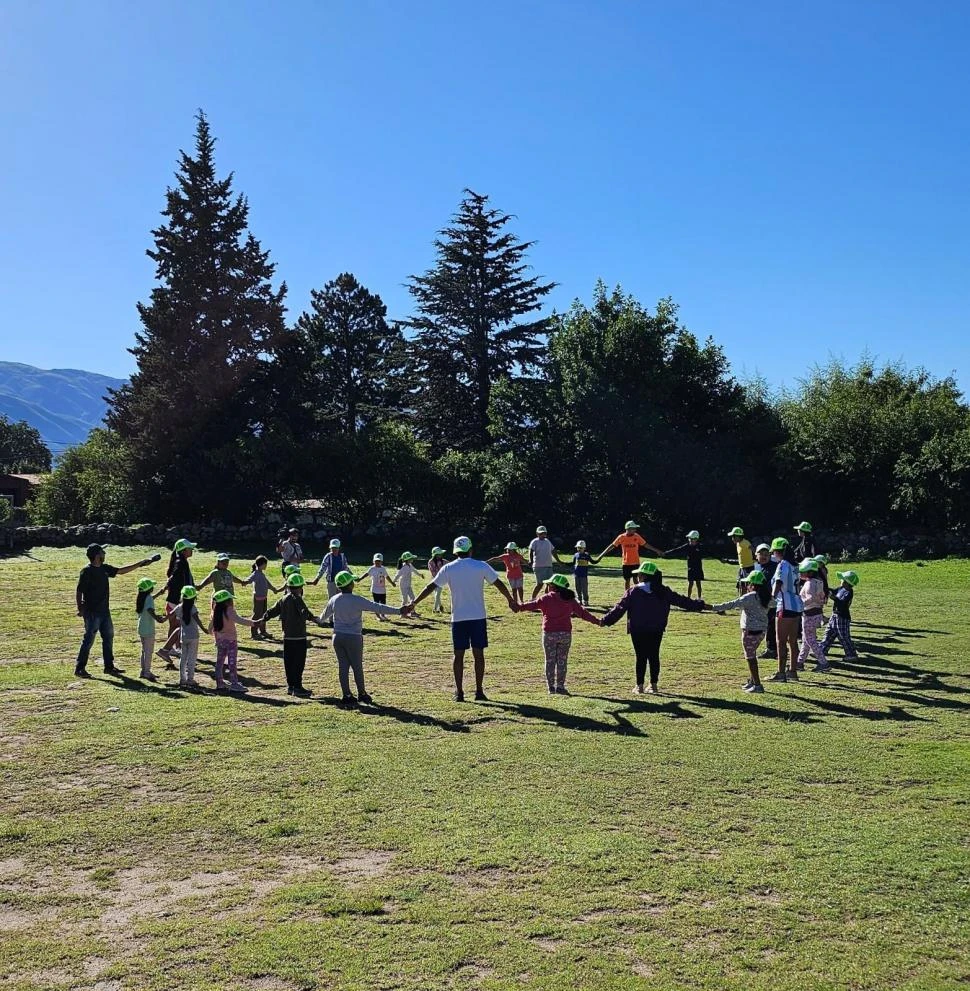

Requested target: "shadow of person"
[
  {"left": 352, "top": 701, "right": 493, "bottom": 734},
  {"left": 788, "top": 693, "right": 930, "bottom": 722},
  {"left": 666, "top": 692, "right": 821, "bottom": 723},
  {"left": 98, "top": 671, "right": 183, "bottom": 699},
  {"left": 486, "top": 699, "right": 648, "bottom": 736}
]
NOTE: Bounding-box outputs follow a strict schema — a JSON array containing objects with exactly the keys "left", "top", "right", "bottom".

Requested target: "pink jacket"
[
  {"left": 799, "top": 578, "right": 826, "bottom": 611},
  {"left": 519, "top": 592, "right": 600, "bottom": 633}
]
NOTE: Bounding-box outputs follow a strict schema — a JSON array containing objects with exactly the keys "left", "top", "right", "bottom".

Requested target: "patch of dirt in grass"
[
  {"left": 238, "top": 980, "right": 302, "bottom": 990},
  {"left": 532, "top": 937, "right": 564, "bottom": 952},
  {"left": 747, "top": 887, "right": 783, "bottom": 905},
  {"left": 330, "top": 850, "right": 395, "bottom": 880},
  {"left": 632, "top": 962, "right": 656, "bottom": 977}
]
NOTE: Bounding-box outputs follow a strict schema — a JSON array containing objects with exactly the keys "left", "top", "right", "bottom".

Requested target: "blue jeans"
[{"left": 76, "top": 611, "right": 115, "bottom": 669}]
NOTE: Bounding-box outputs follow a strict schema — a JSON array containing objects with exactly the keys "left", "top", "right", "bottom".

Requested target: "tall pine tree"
[
  {"left": 107, "top": 113, "right": 287, "bottom": 521},
  {"left": 291, "top": 273, "right": 405, "bottom": 434},
  {"left": 403, "top": 189, "right": 555, "bottom": 452}
]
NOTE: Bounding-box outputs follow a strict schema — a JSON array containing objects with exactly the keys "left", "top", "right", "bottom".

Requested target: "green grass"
[{"left": 0, "top": 546, "right": 968, "bottom": 990}]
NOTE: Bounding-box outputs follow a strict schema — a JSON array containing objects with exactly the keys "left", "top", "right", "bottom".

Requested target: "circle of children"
[{"left": 73, "top": 519, "right": 860, "bottom": 705}]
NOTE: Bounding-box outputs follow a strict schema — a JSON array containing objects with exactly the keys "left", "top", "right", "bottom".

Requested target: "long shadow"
[
  {"left": 820, "top": 680, "right": 970, "bottom": 715},
  {"left": 98, "top": 672, "right": 184, "bottom": 700},
  {"left": 853, "top": 621, "right": 950, "bottom": 636},
  {"left": 668, "top": 692, "right": 821, "bottom": 724},
  {"left": 237, "top": 645, "right": 285, "bottom": 659},
  {"left": 834, "top": 653, "right": 960, "bottom": 681},
  {"left": 847, "top": 641, "right": 919, "bottom": 659},
  {"left": 583, "top": 695, "right": 702, "bottom": 720},
  {"left": 487, "top": 699, "right": 648, "bottom": 736},
  {"left": 789, "top": 694, "right": 930, "bottom": 723},
  {"left": 352, "top": 701, "right": 494, "bottom": 734}
]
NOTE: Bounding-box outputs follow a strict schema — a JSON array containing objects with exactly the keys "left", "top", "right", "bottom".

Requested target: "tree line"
[{"left": 23, "top": 114, "right": 970, "bottom": 538}]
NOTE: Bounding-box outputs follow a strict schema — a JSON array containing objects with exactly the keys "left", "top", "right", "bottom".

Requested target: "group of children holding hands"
[{"left": 77, "top": 516, "right": 862, "bottom": 705}]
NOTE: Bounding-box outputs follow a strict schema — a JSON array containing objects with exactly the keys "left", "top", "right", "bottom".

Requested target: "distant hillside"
[{"left": 0, "top": 362, "right": 127, "bottom": 456}]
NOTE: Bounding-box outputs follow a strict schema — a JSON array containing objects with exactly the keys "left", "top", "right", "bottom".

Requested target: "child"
[
  {"left": 819, "top": 571, "right": 860, "bottom": 664},
  {"left": 768, "top": 538, "right": 802, "bottom": 682},
  {"left": 395, "top": 552, "right": 423, "bottom": 615},
  {"left": 360, "top": 554, "right": 396, "bottom": 622},
  {"left": 157, "top": 538, "right": 196, "bottom": 665},
  {"left": 712, "top": 570, "right": 770, "bottom": 693},
  {"left": 487, "top": 543, "right": 527, "bottom": 605},
  {"left": 571, "top": 541, "right": 597, "bottom": 606},
  {"left": 245, "top": 555, "right": 280, "bottom": 640},
  {"left": 321, "top": 570, "right": 403, "bottom": 706},
  {"left": 796, "top": 559, "right": 827, "bottom": 671},
  {"left": 793, "top": 522, "right": 817, "bottom": 561},
  {"left": 601, "top": 562, "right": 706, "bottom": 694},
  {"left": 428, "top": 546, "right": 448, "bottom": 614},
  {"left": 814, "top": 554, "right": 831, "bottom": 617},
  {"left": 172, "top": 585, "right": 209, "bottom": 689},
  {"left": 753, "top": 543, "right": 778, "bottom": 660},
  {"left": 598, "top": 520, "right": 664, "bottom": 591},
  {"left": 685, "top": 530, "right": 704, "bottom": 599},
  {"left": 210, "top": 589, "right": 256, "bottom": 692},
  {"left": 311, "top": 539, "right": 349, "bottom": 599},
  {"left": 517, "top": 573, "right": 600, "bottom": 694},
  {"left": 264, "top": 573, "right": 328, "bottom": 697},
  {"left": 198, "top": 553, "right": 250, "bottom": 595},
  {"left": 725, "top": 526, "right": 755, "bottom": 592},
  {"left": 135, "top": 578, "right": 167, "bottom": 681}
]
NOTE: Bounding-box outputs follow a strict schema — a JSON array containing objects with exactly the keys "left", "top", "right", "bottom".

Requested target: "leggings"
[
  {"left": 215, "top": 637, "right": 239, "bottom": 686},
  {"left": 333, "top": 634, "right": 366, "bottom": 696},
  {"left": 631, "top": 631, "right": 663, "bottom": 687},
  {"left": 400, "top": 583, "right": 415, "bottom": 607},
  {"left": 574, "top": 573, "right": 589, "bottom": 604},
  {"left": 433, "top": 586, "right": 443, "bottom": 611},
  {"left": 282, "top": 638, "right": 308, "bottom": 689},
  {"left": 140, "top": 636, "right": 155, "bottom": 677},
  {"left": 798, "top": 613, "right": 824, "bottom": 665},
  {"left": 765, "top": 608, "right": 777, "bottom": 653},
  {"left": 742, "top": 629, "right": 766, "bottom": 661},
  {"left": 542, "top": 631, "right": 571, "bottom": 689},
  {"left": 179, "top": 639, "right": 199, "bottom": 684}
]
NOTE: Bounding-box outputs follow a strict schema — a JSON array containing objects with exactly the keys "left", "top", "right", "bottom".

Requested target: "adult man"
[
  {"left": 277, "top": 528, "right": 304, "bottom": 572},
  {"left": 407, "top": 535, "right": 516, "bottom": 702},
  {"left": 599, "top": 520, "right": 664, "bottom": 590},
  {"left": 75, "top": 543, "right": 158, "bottom": 678},
  {"left": 528, "top": 526, "right": 565, "bottom": 600}
]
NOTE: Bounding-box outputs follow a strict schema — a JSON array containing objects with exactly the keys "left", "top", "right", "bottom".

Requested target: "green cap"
[
  {"left": 686, "top": 530, "right": 700, "bottom": 540},
  {"left": 286, "top": 573, "right": 306, "bottom": 588},
  {"left": 813, "top": 554, "right": 829, "bottom": 564},
  {"left": 431, "top": 546, "right": 446, "bottom": 557},
  {"left": 727, "top": 526, "right": 744, "bottom": 538},
  {"left": 798, "top": 559, "right": 819, "bottom": 574},
  {"left": 837, "top": 570, "right": 860, "bottom": 587},
  {"left": 216, "top": 553, "right": 230, "bottom": 562},
  {"left": 137, "top": 578, "right": 155, "bottom": 592},
  {"left": 174, "top": 539, "right": 196, "bottom": 553},
  {"left": 625, "top": 520, "right": 639, "bottom": 529},
  {"left": 746, "top": 570, "right": 766, "bottom": 585},
  {"left": 637, "top": 561, "right": 658, "bottom": 576},
  {"left": 795, "top": 521, "right": 813, "bottom": 533},
  {"left": 400, "top": 551, "right": 415, "bottom": 561},
  {"left": 283, "top": 564, "right": 301, "bottom": 576},
  {"left": 771, "top": 537, "right": 789, "bottom": 551},
  {"left": 212, "top": 589, "right": 234, "bottom": 603},
  {"left": 180, "top": 585, "right": 197, "bottom": 600},
  {"left": 453, "top": 536, "right": 472, "bottom": 553},
  {"left": 505, "top": 541, "right": 518, "bottom": 551},
  {"left": 334, "top": 570, "right": 355, "bottom": 589},
  {"left": 547, "top": 574, "right": 570, "bottom": 590}
]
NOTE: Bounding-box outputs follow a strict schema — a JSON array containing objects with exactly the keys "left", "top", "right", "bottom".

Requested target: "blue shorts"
[
  {"left": 452, "top": 618, "right": 488, "bottom": 651},
  {"left": 533, "top": 566, "right": 554, "bottom": 584}
]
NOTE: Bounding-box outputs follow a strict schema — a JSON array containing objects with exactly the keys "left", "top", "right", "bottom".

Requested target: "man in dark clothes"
[{"left": 75, "top": 543, "right": 158, "bottom": 677}]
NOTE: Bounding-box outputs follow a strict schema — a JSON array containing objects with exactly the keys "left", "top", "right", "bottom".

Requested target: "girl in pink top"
[
  {"left": 210, "top": 590, "right": 257, "bottom": 692},
  {"left": 797, "top": 560, "right": 827, "bottom": 670},
  {"left": 517, "top": 574, "right": 600, "bottom": 694}
]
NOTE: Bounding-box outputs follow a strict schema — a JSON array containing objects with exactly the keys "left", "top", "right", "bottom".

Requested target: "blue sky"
[{"left": 2, "top": 0, "right": 968, "bottom": 392}]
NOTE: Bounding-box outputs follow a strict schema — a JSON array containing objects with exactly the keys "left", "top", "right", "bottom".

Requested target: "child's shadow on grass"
[
  {"left": 487, "top": 699, "right": 651, "bottom": 736},
  {"left": 854, "top": 621, "right": 950, "bottom": 637},
  {"left": 100, "top": 672, "right": 183, "bottom": 700},
  {"left": 350, "top": 700, "right": 494, "bottom": 734},
  {"left": 664, "top": 693, "right": 820, "bottom": 724},
  {"left": 788, "top": 693, "right": 930, "bottom": 723}
]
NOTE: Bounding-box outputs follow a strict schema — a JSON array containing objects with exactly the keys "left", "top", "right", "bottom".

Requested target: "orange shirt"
[{"left": 613, "top": 532, "right": 646, "bottom": 566}]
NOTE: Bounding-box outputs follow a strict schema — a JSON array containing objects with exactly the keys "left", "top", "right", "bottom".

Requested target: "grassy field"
[{"left": 0, "top": 546, "right": 968, "bottom": 991}]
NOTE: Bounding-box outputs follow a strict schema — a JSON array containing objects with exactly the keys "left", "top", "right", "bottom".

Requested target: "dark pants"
[
  {"left": 765, "top": 608, "right": 777, "bottom": 654},
  {"left": 282, "top": 638, "right": 307, "bottom": 689},
  {"left": 76, "top": 610, "right": 114, "bottom": 670},
  {"left": 631, "top": 631, "right": 663, "bottom": 686}
]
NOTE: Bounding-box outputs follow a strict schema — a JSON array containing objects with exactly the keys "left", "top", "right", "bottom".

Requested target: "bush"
[
  {"left": 856, "top": 546, "right": 872, "bottom": 561},
  {"left": 886, "top": 548, "right": 907, "bottom": 562}
]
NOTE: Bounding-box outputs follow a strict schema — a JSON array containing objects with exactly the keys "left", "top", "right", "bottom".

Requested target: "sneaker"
[
  {"left": 814, "top": 663, "right": 832, "bottom": 673},
  {"left": 741, "top": 679, "right": 753, "bottom": 691},
  {"left": 474, "top": 690, "right": 489, "bottom": 702},
  {"left": 768, "top": 671, "right": 787, "bottom": 683},
  {"left": 292, "top": 687, "right": 312, "bottom": 698},
  {"left": 185, "top": 679, "right": 201, "bottom": 689},
  {"left": 452, "top": 690, "right": 465, "bottom": 702},
  {"left": 787, "top": 670, "right": 799, "bottom": 681},
  {"left": 229, "top": 682, "right": 248, "bottom": 693},
  {"left": 747, "top": 684, "right": 765, "bottom": 693},
  {"left": 215, "top": 682, "right": 227, "bottom": 692},
  {"left": 74, "top": 666, "right": 90, "bottom": 678},
  {"left": 645, "top": 684, "right": 658, "bottom": 695},
  {"left": 760, "top": 650, "right": 777, "bottom": 659},
  {"left": 796, "top": 662, "right": 805, "bottom": 671},
  {"left": 140, "top": 672, "right": 158, "bottom": 682},
  {"left": 156, "top": 648, "right": 173, "bottom": 661},
  {"left": 103, "top": 665, "right": 124, "bottom": 676},
  {"left": 179, "top": 680, "right": 189, "bottom": 689},
  {"left": 358, "top": 693, "right": 374, "bottom": 705},
  {"left": 556, "top": 687, "right": 571, "bottom": 696},
  {"left": 338, "top": 694, "right": 357, "bottom": 708},
  {"left": 632, "top": 685, "right": 645, "bottom": 695},
  {"left": 547, "top": 686, "right": 557, "bottom": 695}
]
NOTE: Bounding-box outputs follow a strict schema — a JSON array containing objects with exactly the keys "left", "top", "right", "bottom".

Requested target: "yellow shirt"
[
  {"left": 736, "top": 539, "right": 754, "bottom": 568},
  {"left": 613, "top": 532, "right": 647, "bottom": 566}
]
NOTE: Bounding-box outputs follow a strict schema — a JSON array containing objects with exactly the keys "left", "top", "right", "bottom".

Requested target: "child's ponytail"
[
  {"left": 212, "top": 600, "right": 228, "bottom": 633},
  {"left": 253, "top": 554, "right": 268, "bottom": 572},
  {"left": 559, "top": 587, "right": 576, "bottom": 602},
  {"left": 135, "top": 589, "right": 150, "bottom": 615},
  {"left": 167, "top": 551, "right": 178, "bottom": 577}
]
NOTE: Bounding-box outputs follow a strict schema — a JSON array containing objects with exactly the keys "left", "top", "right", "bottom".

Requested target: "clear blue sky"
[{"left": 2, "top": 0, "right": 968, "bottom": 392}]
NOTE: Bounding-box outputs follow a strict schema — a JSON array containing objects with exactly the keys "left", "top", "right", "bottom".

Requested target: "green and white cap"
[
  {"left": 431, "top": 546, "right": 446, "bottom": 557},
  {"left": 547, "top": 574, "right": 570, "bottom": 590},
  {"left": 174, "top": 538, "right": 196, "bottom": 553},
  {"left": 837, "top": 570, "right": 860, "bottom": 586},
  {"left": 453, "top": 535, "right": 472, "bottom": 553},
  {"left": 400, "top": 551, "right": 415, "bottom": 561},
  {"left": 770, "top": 537, "right": 789, "bottom": 551},
  {"left": 625, "top": 520, "right": 639, "bottom": 529},
  {"left": 535, "top": 525, "right": 548, "bottom": 535},
  {"left": 216, "top": 553, "right": 231, "bottom": 562},
  {"left": 181, "top": 585, "right": 197, "bottom": 599},
  {"left": 686, "top": 530, "right": 700, "bottom": 540},
  {"left": 212, "top": 589, "right": 234, "bottom": 602},
  {"left": 727, "top": 526, "right": 744, "bottom": 538},
  {"left": 373, "top": 553, "right": 384, "bottom": 562},
  {"left": 813, "top": 553, "right": 829, "bottom": 564},
  {"left": 746, "top": 570, "right": 766, "bottom": 585},
  {"left": 137, "top": 578, "right": 155, "bottom": 592},
  {"left": 505, "top": 541, "right": 518, "bottom": 551},
  {"left": 798, "top": 558, "right": 819, "bottom": 573},
  {"left": 286, "top": 573, "right": 306, "bottom": 588},
  {"left": 795, "top": 521, "right": 813, "bottom": 533},
  {"left": 637, "top": 561, "right": 658, "bottom": 576},
  {"left": 334, "top": 570, "right": 355, "bottom": 589},
  {"left": 575, "top": 540, "right": 586, "bottom": 549},
  {"left": 283, "top": 564, "right": 301, "bottom": 576},
  {"left": 329, "top": 538, "right": 341, "bottom": 549}
]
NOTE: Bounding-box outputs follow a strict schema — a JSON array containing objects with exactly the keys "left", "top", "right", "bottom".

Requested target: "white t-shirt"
[
  {"left": 365, "top": 565, "right": 390, "bottom": 592},
  {"left": 529, "top": 537, "right": 554, "bottom": 568},
  {"left": 433, "top": 558, "right": 499, "bottom": 623}
]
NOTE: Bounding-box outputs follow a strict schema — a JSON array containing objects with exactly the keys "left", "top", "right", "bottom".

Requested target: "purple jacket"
[{"left": 601, "top": 582, "right": 704, "bottom": 634}]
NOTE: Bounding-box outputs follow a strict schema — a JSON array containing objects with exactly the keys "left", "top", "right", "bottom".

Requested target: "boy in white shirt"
[{"left": 360, "top": 554, "right": 396, "bottom": 622}]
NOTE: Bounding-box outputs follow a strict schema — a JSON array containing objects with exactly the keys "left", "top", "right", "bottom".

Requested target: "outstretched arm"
[
  {"left": 116, "top": 554, "right": 160, "bottom": 576},
  {"left": 410, "top": 581, "right": 438, "bottom": 610},
  {"left": 491, "top": 578, "right": 516, "bottom": 611}
]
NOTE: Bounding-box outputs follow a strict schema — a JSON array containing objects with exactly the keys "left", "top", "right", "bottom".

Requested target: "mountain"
[{"left": 0, "top": 362, "right": 127, "bottom": 457}]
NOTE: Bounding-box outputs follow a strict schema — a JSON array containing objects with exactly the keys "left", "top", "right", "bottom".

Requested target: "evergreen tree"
[
  {"left": 106, "top": 113, "right": 287, "bottom": 521},
  {"left": 403, "top": 189, "right": 555, "bottom": 452},
  {"left": 292, "top": 273, "right": 405, "bottom": 434}
]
